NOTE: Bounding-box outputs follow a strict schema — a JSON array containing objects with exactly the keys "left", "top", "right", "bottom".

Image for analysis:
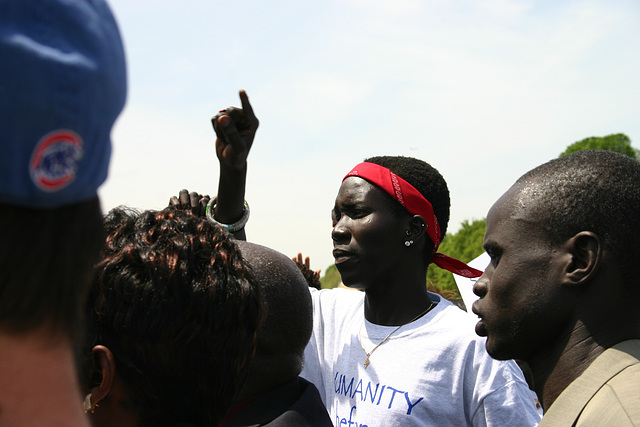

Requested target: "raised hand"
[
  {"left": 210, "top": 89, "right": 257, "bottom": 241},
  {"left": 211, "top": 89, "right": 258, "bottom": 170},
  {"left": 168, "top": 189, "right": 210, "bottom": 217},
  {"left": 292, "top": 252, "right": 322, "bottom": 290}
]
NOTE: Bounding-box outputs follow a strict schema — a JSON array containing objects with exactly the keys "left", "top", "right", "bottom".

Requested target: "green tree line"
[{"left": 320, "top": 133, "right": 637, "bottom": 295}]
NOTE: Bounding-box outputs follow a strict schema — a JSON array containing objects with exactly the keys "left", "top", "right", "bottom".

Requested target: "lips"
[
  {"left": 471, "top": 301, "right": 488, "bottom": 337},
  {"left": 475, "top": 319, "right": 488, "bottom": 337},
  {"left": 471, "top": 300, "right": 482, "bottom": 317},
  {"left": 332, "top": 248, "right": 355, "bottom": 265}
]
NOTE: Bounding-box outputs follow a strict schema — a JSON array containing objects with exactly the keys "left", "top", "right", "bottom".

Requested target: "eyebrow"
[{"left": 334, "top": 200, "right": 365, "bottom": 211}]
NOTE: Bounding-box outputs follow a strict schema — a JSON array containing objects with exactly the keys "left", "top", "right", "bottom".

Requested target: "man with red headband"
[{"left": 210, "top": 92, "right": 541, "bottom": 426}]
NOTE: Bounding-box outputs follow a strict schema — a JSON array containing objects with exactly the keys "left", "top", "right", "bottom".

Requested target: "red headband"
[{"left": 344, "top": 162, "right": 482, "bottom": 278}]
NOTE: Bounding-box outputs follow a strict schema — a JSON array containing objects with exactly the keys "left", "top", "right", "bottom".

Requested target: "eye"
[
  {"left": 332, "top": 204, "right": 370, "bottom": 226},
  {"left": 486, "top": 248, "right": 502, "bottom": 268},
  {"left": 349, "top": 209, "right": 367, "bottom": 219}
]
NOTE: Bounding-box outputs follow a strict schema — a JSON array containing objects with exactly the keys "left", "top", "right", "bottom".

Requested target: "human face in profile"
[
  {"left": 472, "top": 185, "right": 571, "bottom": 361},
  {"left": 331, "top": 176, "right": 408, "bottom": 290}
]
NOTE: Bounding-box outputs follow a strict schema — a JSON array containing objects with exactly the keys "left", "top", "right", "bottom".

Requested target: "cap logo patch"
[{"left": 30, "top": 130, "right": 84, "bottom": 192}]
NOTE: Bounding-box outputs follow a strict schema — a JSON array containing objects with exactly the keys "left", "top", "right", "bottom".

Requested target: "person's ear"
[
  {"left": 89, "top": 345, "right": 117, "bottom": 407},
  {"left": 562, "top": 231, "right": 601, "bottom": 287},
  {"left": 408, "top": 215, "right": 427, "bottom": 240}
]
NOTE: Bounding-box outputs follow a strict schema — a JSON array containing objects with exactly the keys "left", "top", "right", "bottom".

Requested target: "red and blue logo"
[{"left": 30, "top": 130, "right": 84, "bottom": 192}]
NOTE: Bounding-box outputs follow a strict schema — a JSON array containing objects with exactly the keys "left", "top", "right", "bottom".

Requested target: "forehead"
[
  {"left": 485, "top": 184, "right": 545, "bottom": 244},
  {"left": 335, "top": 176, "right": 392, "bottom": 206}
]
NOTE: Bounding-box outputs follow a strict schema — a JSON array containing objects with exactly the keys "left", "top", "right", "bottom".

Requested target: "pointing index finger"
[{"left": 238, "top": 89, "right": 255, "bottom": 119}]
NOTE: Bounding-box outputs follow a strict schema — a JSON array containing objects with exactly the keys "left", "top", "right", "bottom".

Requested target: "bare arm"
[{"left": 210, "top": 89, "right": 258, "bottom": 240}]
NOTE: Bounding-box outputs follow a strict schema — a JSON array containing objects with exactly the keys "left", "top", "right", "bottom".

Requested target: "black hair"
[
  {"left": 84, "top": 207, "right": 264, "bottom": 426},
  {"left": 364, "top": 156, "right": 451, "bottom": 246},
  {"left": 0, "top": 197, "right": 103, "bottom": 340},
  {"left": 237, "top": 241, "right": 313, "bottom": 388},
  {"left": 516, "top": 150, "right": 640, "bottom": 288}
]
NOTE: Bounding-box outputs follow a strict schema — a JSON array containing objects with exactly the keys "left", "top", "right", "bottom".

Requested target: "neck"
[
  {"left": 529, "top": 315, "right": 640, "bottom": 411},
  {"left": 234, "top": 354, "right": 300, "bottom": 403},
  {"left": 0, "top": 329, "right": 90, "bottom": 427},
  {"left": 363, "top": 262, "right": 434, "bottom": 325}
]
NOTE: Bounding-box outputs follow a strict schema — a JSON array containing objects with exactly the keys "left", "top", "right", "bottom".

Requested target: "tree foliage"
[
  {"left": 560, "top": 133, "right": 636, "bottom": 160},
  {"left": 318, "top": 133, "right": 637, "bottom": 294},
  {"left": 320, "top": 263, "right": 342, "bottom": 289},
  {"left": 319, "top": 218, "right": 488, "bottom": 293},
  {"left": 427, "top": 218, "right": 486, "bottom": 296}
]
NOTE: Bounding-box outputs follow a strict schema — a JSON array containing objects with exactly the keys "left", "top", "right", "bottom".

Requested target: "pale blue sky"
[{"left": 100, "top": 0, "right": 640, "bottom": 273}]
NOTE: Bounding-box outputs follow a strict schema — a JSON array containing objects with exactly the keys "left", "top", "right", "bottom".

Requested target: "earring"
[
  {"left": 404, "top": 240, "right": 414, "bottom": 247},
  {"left": 83, "top": 393, "right": 99, "bottom": 414}
]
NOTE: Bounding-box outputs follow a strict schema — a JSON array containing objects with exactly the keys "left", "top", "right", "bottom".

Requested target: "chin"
[
  {"left": 338, "top": 275, "right": 364, "bottom": 289},
  {"left": 485, "top": 338, "right": 520, "bottom": 361},
  {"left": 335, "top": 266, "right": 357, "bottom": 287}
]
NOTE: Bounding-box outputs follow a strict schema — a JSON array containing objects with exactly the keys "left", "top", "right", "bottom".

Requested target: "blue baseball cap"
[{"left": 0, "top": 0, "right": 127, "bottom": 208}]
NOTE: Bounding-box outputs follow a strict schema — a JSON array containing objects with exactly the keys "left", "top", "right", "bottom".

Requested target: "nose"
[
  {"left": 473, "top": 273, "right": 488, "bottom": 298},
  {"left": 331, "top": 217, "right": 350, "bottom": 244}
]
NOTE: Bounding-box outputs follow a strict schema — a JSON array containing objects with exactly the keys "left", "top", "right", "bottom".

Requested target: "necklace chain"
[{"left": 358, "top": 301, "right": 435, "bottom": 369}]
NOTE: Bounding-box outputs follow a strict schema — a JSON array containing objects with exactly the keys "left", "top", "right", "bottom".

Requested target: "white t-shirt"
[{"left": 301, "top": 288, "right": 541, "bottom": 427}]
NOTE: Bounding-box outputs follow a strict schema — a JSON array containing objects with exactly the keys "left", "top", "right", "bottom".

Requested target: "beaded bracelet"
[{"left": 205, "top": 196, "right": 250, "bottom": 233}]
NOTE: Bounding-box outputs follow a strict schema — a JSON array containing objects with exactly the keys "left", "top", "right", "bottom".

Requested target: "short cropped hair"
[
  {"left": 516, "top": 150, "right": 640, "bottom": 287},
  {"left": 237, "top": 241, "right": 313, "bottom": 383},
  {"left": 84, "top": 207, "right": 264, "bottom": 426},
  {"left": 0, "top": 197, "right": 103, "bottom": 339},
  {"left": 364, "top": 155, "right": 451, "bottom": 244}
]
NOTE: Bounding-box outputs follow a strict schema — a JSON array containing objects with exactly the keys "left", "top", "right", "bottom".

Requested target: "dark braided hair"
[{"left": 84, "top": 207, "right": 264, "bottom": 427}]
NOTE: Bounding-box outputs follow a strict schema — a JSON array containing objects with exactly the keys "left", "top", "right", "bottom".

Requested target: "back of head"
[
  {"left": 0, "top": 0, "right": 127, "bottom": 208},
  {"left": 0, "top": 198, "right": 103, "bottom": 338},
  {"left": 85, "top": 207, "right": 264, "bottom": 426},
  {"left": 515, "top": 150, "right": 640, "bottom": 289},
  {"left": 364, "top": 155, "right": 451, "bottom": 240},
  {"left": 236, "top": 241, "right": 313, "bottom": 394},
  {"left": 0, "top": 0, "right": 126, "bottom": 340}
]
